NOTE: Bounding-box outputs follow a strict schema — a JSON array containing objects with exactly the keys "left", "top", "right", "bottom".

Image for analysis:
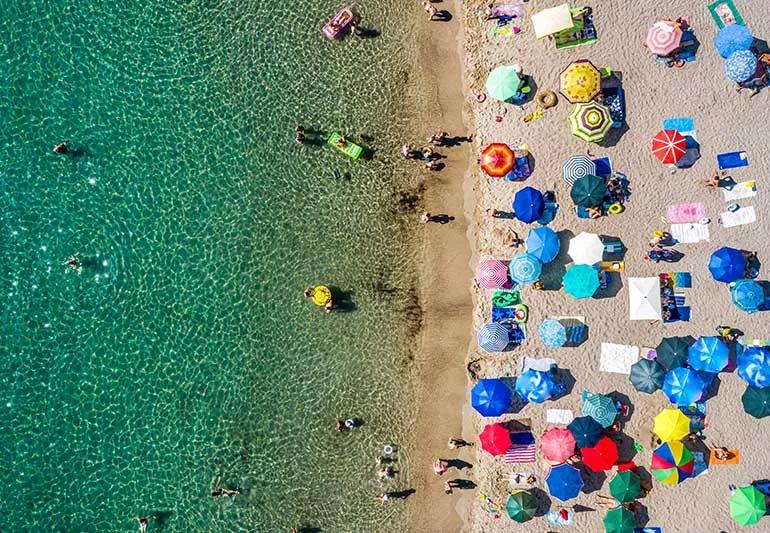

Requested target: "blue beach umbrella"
[
  {"left": 738, "top": 347, "right": 770, "bottom": 389},
  {"left": 515, "top": 369, "right": 554, "bottom": 403},
  {"left": 526, "top": 227, "right": 560, "bottom": 263},
  {"left": 732, "top": 279, "right": 765, "bottom": 313},
  {"left": 582, "top": 394, "right": 617, "bottom": 428},
  {"left": 663, "top": 367, "right": 705, "bottom": 406},
  {"left": 563, "top": 264, "right": 600, "bottom": 299},
  {"left": 725, "top": 50, "right": 758, "bottom": 83},
  {"left": 477, "top": 322, "right": 511, "bottom": 353},
  {"left": 567, "top": 416, "right": 603, "bottom": 448},
  {"left": 539, "top": 319, "right": 567, "bottom": 348},
  {"left": 546, "top": 463, "right": 584, "bottom": 502},
  {"left": 715, "top": 24, "right": 754, "bottom": 59},
  {"left": 512, "top": 187, "right": 545, "bottom": 223},
  {"left": 471, "top": 378, "right": 512, "bottom": 417},
  {"left": 708, "top": 246, "right": 746, "bottom": 283},
  {"left": 687, "top": 336, "right": 729, "bottom": 373},
  {"left": 508, "top": 253, "right": 542, "bottom": 285}
]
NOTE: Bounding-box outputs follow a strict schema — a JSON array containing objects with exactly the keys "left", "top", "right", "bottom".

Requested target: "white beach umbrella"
[
  {"left": 567, "top": 232, "right": 604, "bottom": 265},
  {"left": 531, "top": 4, "right": 574, "bottom": 39},
  {"left": 629, "top": 277, "right": 663, "bottom": 321}
]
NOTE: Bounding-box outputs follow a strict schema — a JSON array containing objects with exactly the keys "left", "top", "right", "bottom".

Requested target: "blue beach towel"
[
  {"left": 717, "top": 151, "right": 749, "bottom": 170},
  {"left": 591, "top": 157, "right": 613, "bottom": 178}
]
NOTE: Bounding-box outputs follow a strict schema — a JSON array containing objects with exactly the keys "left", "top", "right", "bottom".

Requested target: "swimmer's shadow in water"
[{"left": 329, "top": 287, "right": 357, "bottom": 312}]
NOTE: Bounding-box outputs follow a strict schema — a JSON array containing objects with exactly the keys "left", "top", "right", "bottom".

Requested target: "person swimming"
[
  {"left": 211, "top": 475, "right": 240, "bottom": 498},
  {"left": 133, "top": 516, "right": 154, "bottom": 533},
  {"left": 63, "top": 253, "right": 82, "bottom": 273},
  {"left": 53, "top": 140, "right": 70, "bottom": 154}
]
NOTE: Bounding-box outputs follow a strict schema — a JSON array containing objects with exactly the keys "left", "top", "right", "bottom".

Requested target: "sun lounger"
[
  {"left": 667, "top": 202, "right": 705, "bottom": 223},
  {"left": 708, "top": 0, "right": 744, "bottom": 28},
  {"left": 717, "top": 150, "right": 749, "bottom": 170},
  {"left": 670, "top": 223, "right": 710, "bottom": 243},
  {"left": 719, "top": 205, "right": 756, "bottom": 228},
  {"left": 723, "top": 180, "right": 757, "bottom": 201}
]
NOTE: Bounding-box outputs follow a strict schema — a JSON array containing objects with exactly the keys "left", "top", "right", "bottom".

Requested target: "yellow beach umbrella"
[
  {"left": 653, "top": 407, "right": 691, "bottom": 442},
  {"left": 559, "top": 60, "right": 601, "bottom": 104}
]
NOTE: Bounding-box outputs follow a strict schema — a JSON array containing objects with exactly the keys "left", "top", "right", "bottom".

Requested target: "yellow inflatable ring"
[
  {"left": 536, "top": 90, "right": 558, "bottom": 109},
  {"left": 608, "top": 202, "right": 623, "bottom": 215},
  {"left": 312, "top": 285, "right": 332, "bottom": 306}
]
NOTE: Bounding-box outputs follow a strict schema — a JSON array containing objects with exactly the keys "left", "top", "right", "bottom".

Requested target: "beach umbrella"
[
  {"left": 732, "top": 279, "right": 765, "bottom": 313},
  {"left": 629, "top": 358, "right": 666, "bottom": 394},
  {"left": 471, "top": 378, "right": 512, "bottom": 416},
  {"left": 651, "top": 129, "right": 686, "bottom": 165},
  {"left": 580, "top": 435, "right": 618, "bottom": 472},
  {"left": 559, "top": 59, "right": 601, "bottom": 103},
  {"left": 570, "top": 174, "right": 606, "bottom": 208},
  {"left": 651, "top": 440, "right": 694, "bottom": 485},
  {"left": 567, "top": 416, "right": 603, "bottom": 448},
  {"left": 508, "top": 253, "right": 542, "bottom": 285},
  {"left": 563, "top": 264, "right": 600, "bottom": 299},
  {"left": 506, "top": 489, "right": 537, "bottom": 523},
  {"left": 539, "top": 319, "right": 567, "bottom": 349},
  {"left": 730, "top": 486, "right": 767, "bottom": 526},
  {"left": 515, "top": 369, "right": 554, "bottom": 404},
  {"left": 742, "top": 386, "right": 770, "bottom": 418},
  {"left": 512, "top": 186, "right": 545, "bottom": 223},
  {"left": 604, "top": 507, "right": 636, "bottom": 533},
  {"left": 475, "top": 259, "right": 509, "bottom": 289},
  {"left": 481, "top": 143, "right": 515, "bottom": 177},
  {"left": 688, "top": 336, "right": 729, "bottom": 373},
  {"left": 569, "top": 102, "right": 612, "bottom": 143},
  {"left": 562, "top": 154, "right": 597, "bottom": 186},
  {"left": 725, "top": 50, "right": 758, "bottom": 83},
  {"left": 541, "top": 427, "right": 577, "bottom": 463},
  {"left": 629, "top": 277, "right": 663, "bottom": 321},
  {"left": 708, "top": 246, "right": 746, "bottom": 283},
  {"left": 656, "top": 336, "right": 694, "bottom": 370},
  {"left": 479, "top": 422, "right": 512, "bottom": 456},
  {"left": 609, "top": 471, "right": 641, "bottom": 503},
  {"left": 738, "top": 347, "right": 770, "bottom": 389},
  {"left": 486, "top": 66, "right": 524, "bottom": 102},
  {"left": 477, "top": 322, "right": 511, "bottom": 353},
  {"left": 716, "top": 23, "right": 754, "bottom": 58},
  {"left": 568, "top": 232, "right": 604, "bottom": 265},
  {"left": 653, "top": 407, "right": 691, "bottom": 442},
  {"left": 644, "top": 21, "right": 683, "bottom": 56},
  {"left": 581, "top": 394, "right": 617, "bottom": 428},
  {"left": 663, "top": 367, "right": 705, "bottom": 406},
  {"left": 545, "top": 463, "right": 584, "bottom": 502},
  {"left": 526, "top": 227, "right": 560, "bottom": 263}
]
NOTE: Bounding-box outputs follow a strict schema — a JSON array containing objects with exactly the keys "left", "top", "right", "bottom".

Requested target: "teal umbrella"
[
  {"left": 506, "top": 489, "right": 537, "bottom": 523},
  {"left": 563, "top": 264, "right": 600, "bottom": 299},
  {"left": 486, "top": 66, "right": 524, "bottom": 102},
  {"left": 742, "top": 386, "right": 770, "bottom": 419},
  {"left": 732, "top": 279, "right": 765, "bottom": 313},
  {"left": 582, "top": 393, "right": 617, "bottom": 428},
  {"left": 570, "top": 174, "right": 606, "bottom": 208}
]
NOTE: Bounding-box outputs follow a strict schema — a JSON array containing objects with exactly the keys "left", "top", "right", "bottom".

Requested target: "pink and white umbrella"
[
  {"left": 476, "top": 259, "right": 509, "bottom": 289},
  {"left": 645, "top": 21, "right": 683, "bottom": 56}
]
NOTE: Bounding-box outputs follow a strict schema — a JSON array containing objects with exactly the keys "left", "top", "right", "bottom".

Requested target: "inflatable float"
[
  {"left": 328, "top": 132, "right": 363, "bottom": 160},
  {"left": 323, "top": 7, "right": 354, "bottom": 39},
  {"left": 312, "top": 285, "right": 332, "bottom": 306}
]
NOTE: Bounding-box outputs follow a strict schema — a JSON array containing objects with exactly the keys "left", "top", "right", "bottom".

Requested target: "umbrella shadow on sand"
[
  {"left": 530, "top": 487, "right": 552, "bottom": 517},
  {"left": 578, "top": 466, "right": 606, "bottom": 495},
  {"left": 553, "top": 368, "right": 576, "bottom": 399},
  {"left": 593, "top": 271, "right": 623, "bottom": 299},
  {"left": 539, "top": 230, "right": 574, "bottom": 291}
]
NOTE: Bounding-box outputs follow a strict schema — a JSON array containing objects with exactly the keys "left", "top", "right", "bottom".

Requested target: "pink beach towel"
[{"left": 667, "top": 203, "right": 705, "bottom": 223}]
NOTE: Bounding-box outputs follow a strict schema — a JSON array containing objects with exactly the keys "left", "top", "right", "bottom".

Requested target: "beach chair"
[
  {"left": 603, "top": 239, "right": 624, "bottom": 254},
  {"left": 600, "top": 261, "right": 624, "bottom": 273}
]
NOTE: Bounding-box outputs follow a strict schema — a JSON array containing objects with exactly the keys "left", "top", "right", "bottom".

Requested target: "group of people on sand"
[
  {"left": 432, "top": 437, "right": 474, "bottom": 495},
  {"left": 401, "top": 131, "right": 448, "bottom": 171}
]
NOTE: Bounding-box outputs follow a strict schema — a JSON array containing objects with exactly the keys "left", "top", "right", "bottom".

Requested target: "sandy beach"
[{"left": 412, "top": 0, "right": 770, "bottom": 531}]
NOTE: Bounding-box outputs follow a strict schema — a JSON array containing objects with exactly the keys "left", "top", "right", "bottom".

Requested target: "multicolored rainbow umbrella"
[
  {"left": 651, "top": 440, "right": 694, "bottom": 485},
  {"left": 481, "top": 143, "right": 515, "bottom": 177}
]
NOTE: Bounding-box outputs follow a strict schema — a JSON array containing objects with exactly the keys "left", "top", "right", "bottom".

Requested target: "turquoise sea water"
[{"left": 0, "top": 2, "right": 423, "bottom": 531}]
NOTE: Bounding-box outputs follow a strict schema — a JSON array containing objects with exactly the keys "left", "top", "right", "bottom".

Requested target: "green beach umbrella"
[
  {"left": 570, "top": 174, "right": 607, "bottom": 207},
  {"left": 486, "top": 66, "right": 524, "bottom": 102},
  {"left": 569, "top": 102, "right": 612, "bottom": 143},
  {"left": 730, "top": 485, "right": 767, "bottom": 526},
  {"left": 609, "top": 471, "right": 641, "bottom": 503},
  {"left": 603, "top": 507, "right": 636, "bottom": 533},
  {"left": 742, "top": 386, "right": 770, "bottom": 419},
  {"left": 563, "top": 264, "right": 600, "bottom": 299},
  {"left": 506, "top": 489, "right": 537, "bottom": 523}
]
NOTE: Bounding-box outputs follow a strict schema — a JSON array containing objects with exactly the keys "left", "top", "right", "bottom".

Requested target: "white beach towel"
[
  {"left": 723, "top": 180, "right": 757, "bottom": 202},
  {"left": 599, "top": 343, "right": 639, "bottom": 374},
  {"left": 670, "top": 223, "right": 710, "bottom": 243},
  {"left": 546, "top": 409, "right": 574, "bottom": 425},
  {"left": 520, "top": 356, "right": 556, "bottom": 373},
  {"left": 720, "top": 206, "right": 756, "bottom": 228}
]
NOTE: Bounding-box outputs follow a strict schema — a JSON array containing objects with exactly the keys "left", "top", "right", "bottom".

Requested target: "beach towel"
[
  {"left": 489, "top": 3, "right": 525, "bottom": 19},
  {"left": 708, "top": 0, "right": 744, "bottom": 28},
  {"left": 673, "top": 272, "right": 692, "bottom": 288},
  {"left": 673, "top": 306, "right": 691, "bottom": 322},
  {"left": 692, "top": 451, "right": 709, "bottom": 477},
  {"left": 547, "top": 409, "right": 575, "bottom": 424},
  {"left": 552, "top": 316, "right": 587, "bottom": 346},
  {"left": 720, "top": 205, "right": 756, "bottom": 228},
  {"left": 599, "top": 343, "right": 639, "bottom": 374},
  {"left": 717, "top": 150, "right": 749, "bottom": 170},
  {"left": 663, "top": 117, "right": 697, "bottom": 141},
  {"left": 521, "top": 356, "right": 556, "bottom": 373},
  {"left": 709, "top": 449, "right": 741, "bottom": 465},
  {"left": 723, "top": 180, "right": 757, "bottom": 201},
  {"left": 554, "top": 7, "right": 597, "bottom": 50},
  {"left": 505, "top": 431, "right": 536, "bottom": 463},
  {"left": 546, "top": 509, "right": 574, "bottom": 526},
  {"left": 591, "top": 156, "right": 613, "bottom": 178},
  {"left": 674, "top": 292, "right": 686, "bottom": 307},
  {"left": 669, "top": 223, "right": 710, "bottom": 243},
  {"left": 741, "top": 339, "right": 770, "bottom": 347},
  {"left": 492, "top": 289, "right": 520, "bottom": 307},
  {"left": 634, "top": 528, "right": 662, "bottom": 533},
  {"left": 667, "top": 202, "right": 705, "bottom": 223}
]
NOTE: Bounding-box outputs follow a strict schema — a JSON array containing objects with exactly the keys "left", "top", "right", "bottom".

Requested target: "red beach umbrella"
[
  {"left": 480, "top": 422, "right": 512, "bottom": 456},
  {"left": 481, "top": 143, "right": 515, "bottom": 178},
  {"left": 580, "top": 436, "right": 618, "bottom": 472},
  {"left": 651, "top": 129, "right": 686, "bottom": 165},
  {"left": 645, "top": 21, "right": 683, "bottom": 56},
  {"left": 541, "top": 427, "right": 577, "bottom": 463}
]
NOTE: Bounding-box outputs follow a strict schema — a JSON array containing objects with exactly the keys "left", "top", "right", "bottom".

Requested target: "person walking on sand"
[
  {"left": 422, "top": 1, "right": 438, "bottom": 20},
  {"left": 444, "top": 480, "right": 454, "bottom": 494},
  {"left": 447, "top": 437, "right": 473, "bottom": 449},
  {"left": 419, "top": 212, "right": 432, "bottom": 224},
  {"left": 433, "top": 459, "right": 448, "bottom": 475},
  {"left": 401, "top": 143, "right": 414, "bottom": 159}
]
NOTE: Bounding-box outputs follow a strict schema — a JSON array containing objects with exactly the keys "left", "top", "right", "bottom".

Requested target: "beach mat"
[
  {"left": 720, "top": 206, "right": 756, "bottom": 228},
  {"left": 723, "top": 180, "right": 756, "bottom": 201},
  {"left": 667, "top": 202, "right": 705, "bottom": 223},
  {"left": 663, "top": 117, "right": 697, "bottom": 141},
  {"left": 670, "top": 223, "right": 710, "bottom": 243},
  {"left": 547, "top": 409, "right": 574, "bottom": 424},
  {"left": 709, "top": 449, "right": 741, "bottom": 465},
  {"left": 490, "top": 2, "right": 525, "bottom": 18},
  {"left": 599, "top": 343, "right": 639, "bottom": 374},
  {"left": 708, "top": 0, "right": 744, "bottom": 28},
  {"left": 717, "top": 150, "right": 749, "bottom": 170}
]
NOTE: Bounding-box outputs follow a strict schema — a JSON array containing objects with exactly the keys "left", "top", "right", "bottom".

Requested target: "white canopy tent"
[
  {"left": 628, "top": 277, "right": 663, "bottom": 321},
  {"left": 531, "top": 3, "right": 574, "bottom": 39}
]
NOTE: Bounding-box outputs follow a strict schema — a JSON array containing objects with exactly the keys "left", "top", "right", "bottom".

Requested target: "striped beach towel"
[{"left": 505, "top": 431, "right": 536, "bottom": 463}]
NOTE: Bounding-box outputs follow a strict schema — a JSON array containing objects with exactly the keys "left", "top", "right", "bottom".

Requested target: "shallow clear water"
[{"left": 0, "top": 1, "right": 422, "bottom": 531}]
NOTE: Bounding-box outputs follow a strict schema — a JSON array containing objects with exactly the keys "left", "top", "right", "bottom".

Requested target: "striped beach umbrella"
[
  {"left": 651, "top": 441, "right": 694, "bottom": 485},
  {"left": 715, "top": 23, "right": 754, "bottom": 58},
  {"left": 526, "top": 227, "right": 560, "bottom": 263},
  {"left": 663, "top": 367, "right": 705, "bottom": 406},
  {"left": 508, "top": 253, "right": 542, "bottom": 285},
  {"left": 645, "top": 21, "right": 683, "bottom": 56},
  {"left": 563, "top": 264, "right": 600, "bottom": 299},
  {"left": 742, "top": 386, "right": 770, "bottom": 418},
  {"left": 539, "top": 319, "right": 567, "bottom": 349},
  {"left": 737, "top": 347, "right": 770, "bottom": 389},
  {"left": 731, "top": 486, "right": 767, "bottom": 526},
  {"left": 546, "top": 464, "right": 584, "bottom": 502},
  {"left": 476, "top": 259, "right": 509, "bottom": 289},
  {"left": 515, "top": 369, "right": 554, "bottom": 404},
  {"left": 569, "top": 102, "right": 611, "bottom": 143},
  {"left": 732, "top": 279, "right": 765, "bottom": 313},
  {"left": 540, "top": 427, "right": 576, "bottom": 463},
  {"left": 725, "top": 50, "right": 758, "bottom": 83},
  {"left": 480, "top": 422, "right": 512, "bottom": 456},
  {"left": 562, "top": 155, "right": 597, "bottom": 186},
  {"left": 477, "top": 322, "right": 511, "bottom": 353},
  {"left": 471, "top": 378, "right": 512, "bottom": 416},
  {"left": 581, "top": 394, "right": 617, "bottom": 428},
  {"left": 481, "top": 143, "right": 515, "bottom": 177},
  {"left": 651, "top": 129, "right": 686, "bottom": 165},
  {"left": 653, "top": 407, "right": 691, "bottom": 442},
  {"left": 580, "top": 435, "right": 618, "bottom": 472},
  {"left": 559, "top": 59, "right": 601, "bottom": 103}
]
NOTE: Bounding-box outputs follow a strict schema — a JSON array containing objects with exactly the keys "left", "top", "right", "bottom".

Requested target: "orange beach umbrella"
[{"left": 481, "top": 143, "right": 515, "bottom": 178}]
